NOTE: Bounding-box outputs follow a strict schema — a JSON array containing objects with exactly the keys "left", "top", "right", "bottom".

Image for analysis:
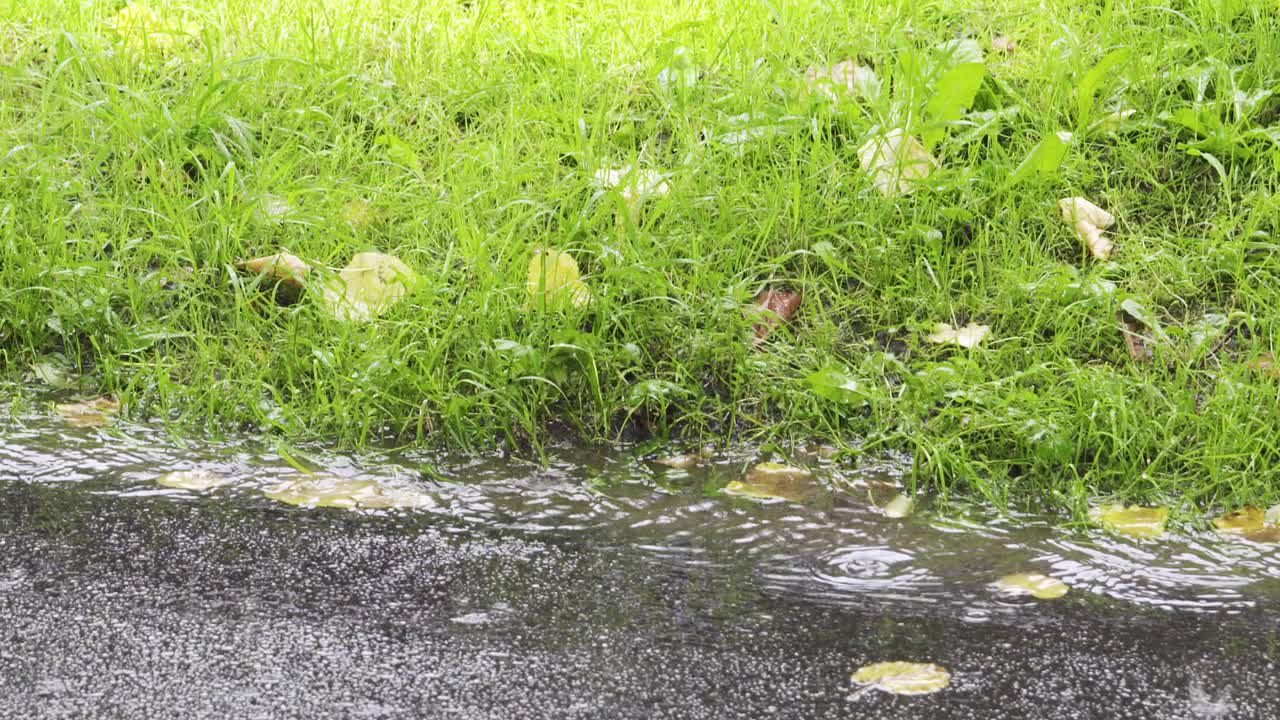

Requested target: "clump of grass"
[{"left": 2, "top": 0, "right": 1280, "bottom": 516}]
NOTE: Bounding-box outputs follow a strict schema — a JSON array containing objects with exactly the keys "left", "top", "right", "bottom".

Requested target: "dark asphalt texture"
[{"left": 0, "top": 480, "right": 1272, "bottom": 720}]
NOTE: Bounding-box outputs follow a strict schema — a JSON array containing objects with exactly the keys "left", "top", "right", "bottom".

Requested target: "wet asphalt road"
[{"left": 0, "top": 480, "right": 1273, "bottom": 720}]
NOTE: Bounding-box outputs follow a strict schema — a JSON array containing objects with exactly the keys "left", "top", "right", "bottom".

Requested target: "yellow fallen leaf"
[
  {"left": 1089, "top": 503, "right": 1168, "bottom": 538},
  {"left": 995, "top": 573, "right": 1069, "bottom": 599},
  {"left": 526, "top": 248, "right": 592, "bottom": 309},
  {"left": 594, "top": 166, "right": 669, "bottom": 205},
  {"left": 156, "top": 470, "right": 233, "bottom": 491},
  {"left": 991, "top": 35, "right": 1018, "bottom": 54},
  {"left": 880, "top": 493, "right": 914, "bottom": 518},
  {"left": 858, "top": 130, "right": 936, "bottom": 197},
  {"left": 55, "top": 396, "right": 120, "bottom": 428},
  {"left": 851, "top": 662, "right": 951, "bottom": 695},
  {"left": 804, "top": 60, "right": 880, "bottom": 102},
  {"left": 322, "top": 251, "right": 419, "bottom": 323},
  {"left": 264, "top": 477, "right": 433, "bottom": 510},
  {"left": 106, "top": 3, "right": 200, "bottom": 55},
  {"left": 724, "top": 462, "right": 820, "bottom": 502},
  {"left": 239, "top": 252, "right": 312, "bottom": 289},
  {"left": 1059, "top": 197, "right": 1116, "bottom": 260},
  {"left": 926, "top": 322, "right": 989, "bottom": 348}
]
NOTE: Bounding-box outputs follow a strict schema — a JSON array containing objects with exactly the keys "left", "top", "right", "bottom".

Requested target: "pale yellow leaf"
[
  {"left": 851, "top": 662, "right": 951, "bottom": 695},
  {"left": 322, "top": 251, "right": 419, "bottom": 323},
  {"left": 857, "top": 130, "right": 936, "bottom": 197},
  {"left": 526, "top": 249, "right": 592, "bottom": 309},
  {"left": 1059, "top": 197, "right": 1116, "bottom": 260},
  {"left": 926, "top": 322, "right": 989, "bottom": 348}
]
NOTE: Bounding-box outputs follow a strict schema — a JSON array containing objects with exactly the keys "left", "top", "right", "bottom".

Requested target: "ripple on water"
[{"left": 3, "top": 410, "right": 1280, "bottom": 617}]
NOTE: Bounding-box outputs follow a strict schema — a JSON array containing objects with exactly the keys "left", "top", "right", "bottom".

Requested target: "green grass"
[{"left": 3, "top": 0, "right": 1280, "bottom": 516}]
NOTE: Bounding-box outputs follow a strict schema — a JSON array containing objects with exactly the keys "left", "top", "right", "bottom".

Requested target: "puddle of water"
[{"left": 1, "top": 401, "right": 1277, "bottom": 618}]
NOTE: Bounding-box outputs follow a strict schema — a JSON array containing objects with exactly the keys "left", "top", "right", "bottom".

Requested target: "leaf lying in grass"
[
  {"left": 322, "top": 252, "right": 420, "bottom": 323},
  {"left": 922, "top": 62, "right": 986, "bottom": 147},
  {"left": 264, "top": 477, "right": 433, "bottom": 510},
  {"left": 1089, "top": 503, "right": 1168, "bottom": 538},
  {"left": 1008, "top": 132, "right": 1071, "bottom": 185},
  {"left": 526, "top": 249, "right": 592, "bottom": 309},
  {"left": 594, "top": 166, "right": 670, "bottom": 205},
  {"left": 1246, "top": 353, "right": 1280, "bottom": 379},
  {"left": 1059, "top": 197, "right": 1115, "bottom": 260},
  {"left": 806, "top": 366, "right": 869, "bottom": 405},
  {"left": 340, "top": 199, "right": 382, "bottom": 228},
  {"left": 239, "top": 252, "right": 312, "bottom": 290},
  {"left": 107, "top": 3, "right": 200, "bottom": 55},
  {"left": 858, "top": 130, "right": 936, "bottom": 197},
  {"left": 935, "top": 38, "right": 984, "bottom": 67},
  {"left": 750, "top": 288, "right": 802, "bottom": 343},
  {"left": 724, "top": 462, "right": 820, "bottom": 502},
  {"left": 55, "top": 396, "right": 120, "bottom": 428},
  {"left": 804, "top": 60, "right": 881, "bottom": 102},
  {"left": 30, "top": 359, "right": 74, "bottom": 389},
  {"left": 1117, "top": 304, "right": 1153, "bottom": 363},
  {"left": 156, "top": 470, "right": 233, "bottom": 491},
  {"left": 851, "top": 662, "right": 951, "bottom": 695},
  {"left": 1090, "top": 109, "right": 1136, "bottom": 133},
  {"left": 657, "top": 46, "right": 697, "bottom": 91},
  {"left": 991, "top": 35, "right": 1017, "bottom": 54},
  {"left": 994, "top": 573, "right": 1069, "bottom": 599},
  {"left": 926, "top": 323, "right": 989, "bottom": 348}
]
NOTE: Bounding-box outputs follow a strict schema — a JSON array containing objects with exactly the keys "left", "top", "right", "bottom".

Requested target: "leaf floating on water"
[
  {"left": 264, "top": 477, "right": 433, "bottom": 510},
  {"left": 751, "top": 288, "right": 802, "bottom": 344},
  {"left": 30, "top": 359, "right": 74, "bottom": 389},
  {"left": 725, "top": 462, "right": 820, "bottom": 502},
  {"left": 322, "top": 251, "right": 420, "bottom": 323},
  {"left": 881, "top": 492, "right": 915, "bottom": 519},
  {"left": 926, "top": 322, "right": 989, "bottom": 348},
  {"left": 851, "top": 661, "right": 951, "bottom": 696},
  {"left": 857, "top": 130, "right": 936, "bottom": 197},
  {"left": 1213, "top": 507, "right": 1280, "bottom": 543},
  {"left": 1212, "top": 507, "right": 1264, "bottom": 535},
  {"left": 526, "top": 249, "right": 592, "bottom": 310},
  {"left": 55, "top": 396, "right": 120, "bottom": 428},
  {"left": 156, "top": 470, "right": 233, "bottom": 491},
  {"left": 239, "top": 252, "right": 312, "bottom": 290},
  {"left": 994, "top": 573, "right": 1069, "bottom": 600},
  {"left": 1089, "top": 503, "right": 1168, "bottom": 538},
  {"left": 1059, "top": 197, "right": 1115, "bottom": 260}
]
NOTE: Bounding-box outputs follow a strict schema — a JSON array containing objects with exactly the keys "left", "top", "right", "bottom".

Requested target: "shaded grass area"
[{"left": 2, "top": 0, "right": 1280, "bottom": 514}]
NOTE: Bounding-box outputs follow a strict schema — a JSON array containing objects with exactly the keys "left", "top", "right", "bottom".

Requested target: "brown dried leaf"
[
  {"left": 1118, "top": 311, "right": 1152, "bottom": 362},
  {"left": 239, "top": 252, "right": 312, "bottom": 290},
  {"left": 55, "top": 396, "right": 120, "bottom": 428},
  {"left": 751, "top": 289, "right": 803, "bottom": 343},
  {"left": 1246, "top": 353, "right": 1280, "bottom": 379}
]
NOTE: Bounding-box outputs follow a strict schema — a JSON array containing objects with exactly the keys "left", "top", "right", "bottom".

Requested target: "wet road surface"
[{"left": 0, "top": 478, "right": 1271, "bottom": 719}]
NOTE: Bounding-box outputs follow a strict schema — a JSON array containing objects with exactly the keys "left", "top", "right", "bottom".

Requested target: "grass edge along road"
[{"left": 3, "top": 0, "right": 1280, "bottom": 519}]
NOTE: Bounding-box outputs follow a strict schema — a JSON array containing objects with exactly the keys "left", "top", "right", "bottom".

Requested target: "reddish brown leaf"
[
  {"left": 1247, "top": 353, "right": 1280, "bottom": 379},
  {"left": 752, "top": 289, "right": 802, "bottom": 343},
  {"left": 1118, "top": 310, "right": 1151, "bottom": 363}
]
